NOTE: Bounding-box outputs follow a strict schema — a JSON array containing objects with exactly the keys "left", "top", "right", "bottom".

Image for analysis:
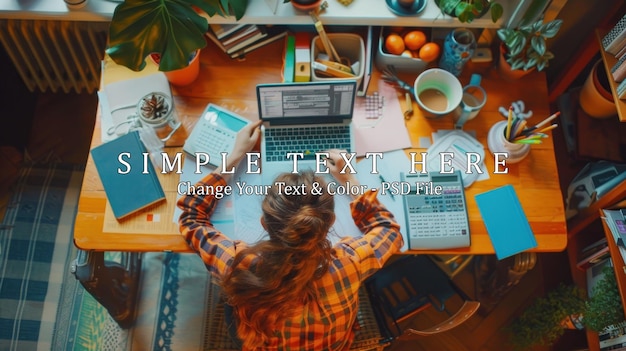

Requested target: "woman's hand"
[
  {"left": 217, "top": 120, "right": 262, "bottom": 175},
  {"left": 326, "top": 149, "right": 360, "bottom": 188}
]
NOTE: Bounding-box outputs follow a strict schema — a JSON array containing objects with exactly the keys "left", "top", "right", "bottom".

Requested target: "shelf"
[
  {"left": 596, "top": 30, "right": 626, "bottom": 122},
  {"left": 0, "top": 0, "right": 517, "bottom": 28}
]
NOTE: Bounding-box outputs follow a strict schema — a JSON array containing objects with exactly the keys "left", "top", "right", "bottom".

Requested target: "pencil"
[
  {"left": 506, "top": 106, "right": 513, "bottom": 141},
  {"left": 514, "top": 139, "right": 542, "bottom": 144},
  {"left": 534, "top": 123, "right": 558, "bottom": 134},
  {"left": 525, "top": 111, "right": 560, "bottom": 133},
  {"left": 512, "top": 119, "right": 527, "bottom": 139}
]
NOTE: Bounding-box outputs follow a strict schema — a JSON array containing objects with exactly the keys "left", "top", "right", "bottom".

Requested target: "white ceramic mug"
[
  {"left": 413, "top": 68, "right": 463, "bottom": 119},
  {"left": 454, "top": 74, "right": 487, "bottom": 129}
]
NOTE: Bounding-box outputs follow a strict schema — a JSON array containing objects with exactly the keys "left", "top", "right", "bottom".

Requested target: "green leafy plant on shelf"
[
  {"left": 584, "top": 265, "right": 625, "bottom": 333},
  {"left": 507, "top": 284, "right": 587, "bottom": 351},
  {"left": 497, "top": 17, "right": 563, "bottom": 72},
  {"left": 435, "top": 0, "right": 503, "bottom": 23},
  {"left": 107, "top": 0, "right": 248, "bottom": 72}
]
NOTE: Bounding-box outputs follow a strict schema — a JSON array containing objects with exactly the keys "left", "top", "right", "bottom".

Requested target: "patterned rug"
[{"left": 0, "top": 163, "right": 215, "bottom": 351}]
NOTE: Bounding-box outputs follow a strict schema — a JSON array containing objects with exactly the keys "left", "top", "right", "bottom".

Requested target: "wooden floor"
[{"left": 0, "top": 70, "right": 588, "bottom": 350}]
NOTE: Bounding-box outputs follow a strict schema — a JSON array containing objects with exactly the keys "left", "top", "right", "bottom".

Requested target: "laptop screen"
[{"left": 256, "top": 81, "right": 357, "bottom": 125}]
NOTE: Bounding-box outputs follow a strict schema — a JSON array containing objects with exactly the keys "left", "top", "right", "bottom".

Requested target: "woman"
[{"left": 177, "top": 120, "right": 403, "bottom": 350}]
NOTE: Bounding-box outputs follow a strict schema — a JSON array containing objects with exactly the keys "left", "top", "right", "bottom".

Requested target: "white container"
[
  {"left": 311, "top": 33, "right": 365, "bottom": 88},
  {"left": 375, "top": 27, "right": 427, "bottom": 74},
  {"left": 487, "top": 121, "right": 530, "bottom": 164}
]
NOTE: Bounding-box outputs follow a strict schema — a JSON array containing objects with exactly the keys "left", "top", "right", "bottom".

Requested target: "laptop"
[{"left": 256, "top": 81, "right": 357, "bottom": 183}]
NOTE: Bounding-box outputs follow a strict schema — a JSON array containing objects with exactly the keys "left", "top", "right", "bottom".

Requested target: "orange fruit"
[
  {"left": 418, "top": 42, "right": 440, "bottom": 62},
  {"left": 403, "top": 30, "right": 427, "bottom": 51},
  {"left": 385, "top": 34, "right": 405, "bottom": 55}
]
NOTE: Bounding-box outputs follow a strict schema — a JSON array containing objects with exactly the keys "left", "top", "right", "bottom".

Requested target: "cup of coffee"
[
  {"left": 413, "top": 68, "right": 463, "bottom": 119},
  {"left": 454, "top": 74, "right": 487, "bottom": 129}
]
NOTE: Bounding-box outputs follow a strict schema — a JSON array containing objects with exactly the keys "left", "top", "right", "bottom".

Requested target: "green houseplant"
[
  {"left": 107, "top": 0, "right": 248, "bottom": 73},
  {"left": 584, "top": 265, "right": 625, "bottom": 332},
  {"left": 496, "top": 17, "right": 563, "bottom": 72},
  {"left": 507, "top": 284, "right": 587, "bottom": 350},
  {"left": 435, "top": 0, "right": 503, "bottom": 23}
]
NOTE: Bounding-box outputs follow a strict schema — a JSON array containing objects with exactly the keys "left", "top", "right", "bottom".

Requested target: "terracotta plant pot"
[
  {"left": 579, "top": 60, "right": 617, "bottom": 119},
  {"left": 290, "top": 0, "right": 323, "bottom": 11},
  {"left": 497, "top": 44, "right": 534, "bottom": 80},
  {"left": 150, "top": 50, "right": 201, "bottom": 86}
]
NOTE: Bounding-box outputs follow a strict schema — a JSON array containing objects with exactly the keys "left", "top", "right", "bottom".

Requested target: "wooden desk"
[{"left": 73, "top": 39, "right": 567, "bottom": 256}]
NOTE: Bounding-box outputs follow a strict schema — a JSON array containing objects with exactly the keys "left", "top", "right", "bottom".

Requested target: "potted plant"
[
  {"left": 435, "top": 0, "right": 503, "bottom": 23},
  {"left": 496, "top": 17, "right": 563, "bottom": 78},
  {"left": 283, "top": 0, "right": 324, "bottom": 12},
  {"left": 507, "top": 284, "right": 587, "bottom": 351},
  {"left": 106, "top": 0, "right": 248, "bottom": 82},
  {"left": 584, "top": 265, "right": 625, "bottom": 332}
]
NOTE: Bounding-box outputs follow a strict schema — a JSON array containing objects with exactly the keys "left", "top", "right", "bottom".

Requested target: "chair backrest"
[
  {"left": 205, "top": 279, "right": 390, "bottom": 351},
  {"left": 364, "top": 255, "right": 479, "bottom": 340}
]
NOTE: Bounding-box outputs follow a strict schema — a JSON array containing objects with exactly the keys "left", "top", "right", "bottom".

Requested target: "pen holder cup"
[
  {"left": 311, "top": 33, "right": 365, "bottom": 87},
  {"left": 487, "top": 121, "right": 530, "bottom": 164}
]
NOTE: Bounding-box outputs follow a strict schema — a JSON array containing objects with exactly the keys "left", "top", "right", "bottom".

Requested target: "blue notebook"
[
  {"left": 91, "top": 131, "right": 165, "bottom": 220},
  {"left": 475, "top": 185, "right": 537, "bottom": 260}
]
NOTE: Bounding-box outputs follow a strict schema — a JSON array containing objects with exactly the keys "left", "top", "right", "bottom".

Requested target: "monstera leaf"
[{"left": 107, "top": 0, "right": 247, "bottom": 72}]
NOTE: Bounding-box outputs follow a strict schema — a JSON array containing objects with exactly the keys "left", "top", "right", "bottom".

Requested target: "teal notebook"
[
  {"left": 475, "top": 185, "right": 537, "bottom": 260},
  {"left": 91, "top": 131, "right": 165, "bottom": 220}
]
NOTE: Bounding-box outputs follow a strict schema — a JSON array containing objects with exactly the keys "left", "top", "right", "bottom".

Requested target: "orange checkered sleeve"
[{"left": 177, "top": 174, "right": 404, "bottom": 350}]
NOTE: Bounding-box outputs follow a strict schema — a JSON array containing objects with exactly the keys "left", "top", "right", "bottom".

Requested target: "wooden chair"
[
  {"left": 204, "top": 279, "right": 390, "bottom": 351},
  {"left": 364, "top": 255, "right": 480, "bottom": 342}
]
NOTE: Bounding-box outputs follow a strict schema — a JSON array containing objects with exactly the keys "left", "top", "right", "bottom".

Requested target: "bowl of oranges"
[{"left": 375, "top": 27, "right": 439, "bottom": 74}]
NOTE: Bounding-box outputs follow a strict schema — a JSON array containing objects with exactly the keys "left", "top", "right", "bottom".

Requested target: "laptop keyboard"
[{"left": 264, "top": 125, "right": 351, "bottom": 162}]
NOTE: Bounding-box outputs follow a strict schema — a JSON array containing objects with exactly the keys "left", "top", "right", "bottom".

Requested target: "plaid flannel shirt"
[{"left": 178, "top": 174, "right": 403, "bottom": 351}]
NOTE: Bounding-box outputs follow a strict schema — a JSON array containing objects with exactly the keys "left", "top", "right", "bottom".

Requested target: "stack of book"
[
  {"left": 602, "top": 14, "right": 626, "bottom": 98},
  {"left": 205, "top": 23, "right": 289, "bottom": 59}
]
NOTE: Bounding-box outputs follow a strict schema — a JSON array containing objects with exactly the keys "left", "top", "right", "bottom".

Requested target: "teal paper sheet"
[{"left": 475, "top": 184, "right": 537, "bottom": 260}]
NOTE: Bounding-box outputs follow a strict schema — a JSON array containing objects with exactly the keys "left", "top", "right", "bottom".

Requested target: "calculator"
[
  {"left": 401, "top": 171, "right": 470, "bottom": 250},
  {"left": 183, "top": 104, "right": 250, "bottom": 167}
]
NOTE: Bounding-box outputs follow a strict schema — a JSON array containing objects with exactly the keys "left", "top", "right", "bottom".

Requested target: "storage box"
[
  {"left": 311, "top": 33, "right": 365, "bottom": 87},
  {"left": 375, "top": 27, "right": 428, "bottom": 74}
]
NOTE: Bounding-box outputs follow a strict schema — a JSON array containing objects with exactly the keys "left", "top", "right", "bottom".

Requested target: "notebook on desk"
[{"left": 256, "top": 81, "right": 357, "bottom": 183}]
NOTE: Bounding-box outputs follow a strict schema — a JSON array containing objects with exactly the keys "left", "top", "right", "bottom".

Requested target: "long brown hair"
[{"left": 222, "top": 171, "right": 335, "bottom": 348}]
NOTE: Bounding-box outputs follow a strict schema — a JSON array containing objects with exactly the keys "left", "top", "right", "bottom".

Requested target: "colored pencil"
[
  {"left": 534, "top": 123, "right": 558, "bottom": 135},
  {"left": 506, "top": 106, "right": 513, "bottom": 141}
]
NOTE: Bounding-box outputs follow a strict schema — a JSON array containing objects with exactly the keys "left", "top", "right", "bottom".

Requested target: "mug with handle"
[{"left": 454, "top": 74, "right": 487, "bottom": 129}]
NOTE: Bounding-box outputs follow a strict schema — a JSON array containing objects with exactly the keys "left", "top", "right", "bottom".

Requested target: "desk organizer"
[
  {"left": 375, "top": 27, "right": 428, "bottom": 74},
  {"left": 311, "top": 33, "right": 365, "bottom": 88}
]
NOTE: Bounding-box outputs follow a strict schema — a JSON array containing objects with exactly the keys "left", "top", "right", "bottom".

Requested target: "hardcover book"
[
  {"left": 229, "top": 26, "right": 289, "bottom": 59},
  {"left": 208, "top": 23, "right": 248, "bottom": 40},
  {"left": 91, "top": 131, "right": 166, "bottom": 220}
]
